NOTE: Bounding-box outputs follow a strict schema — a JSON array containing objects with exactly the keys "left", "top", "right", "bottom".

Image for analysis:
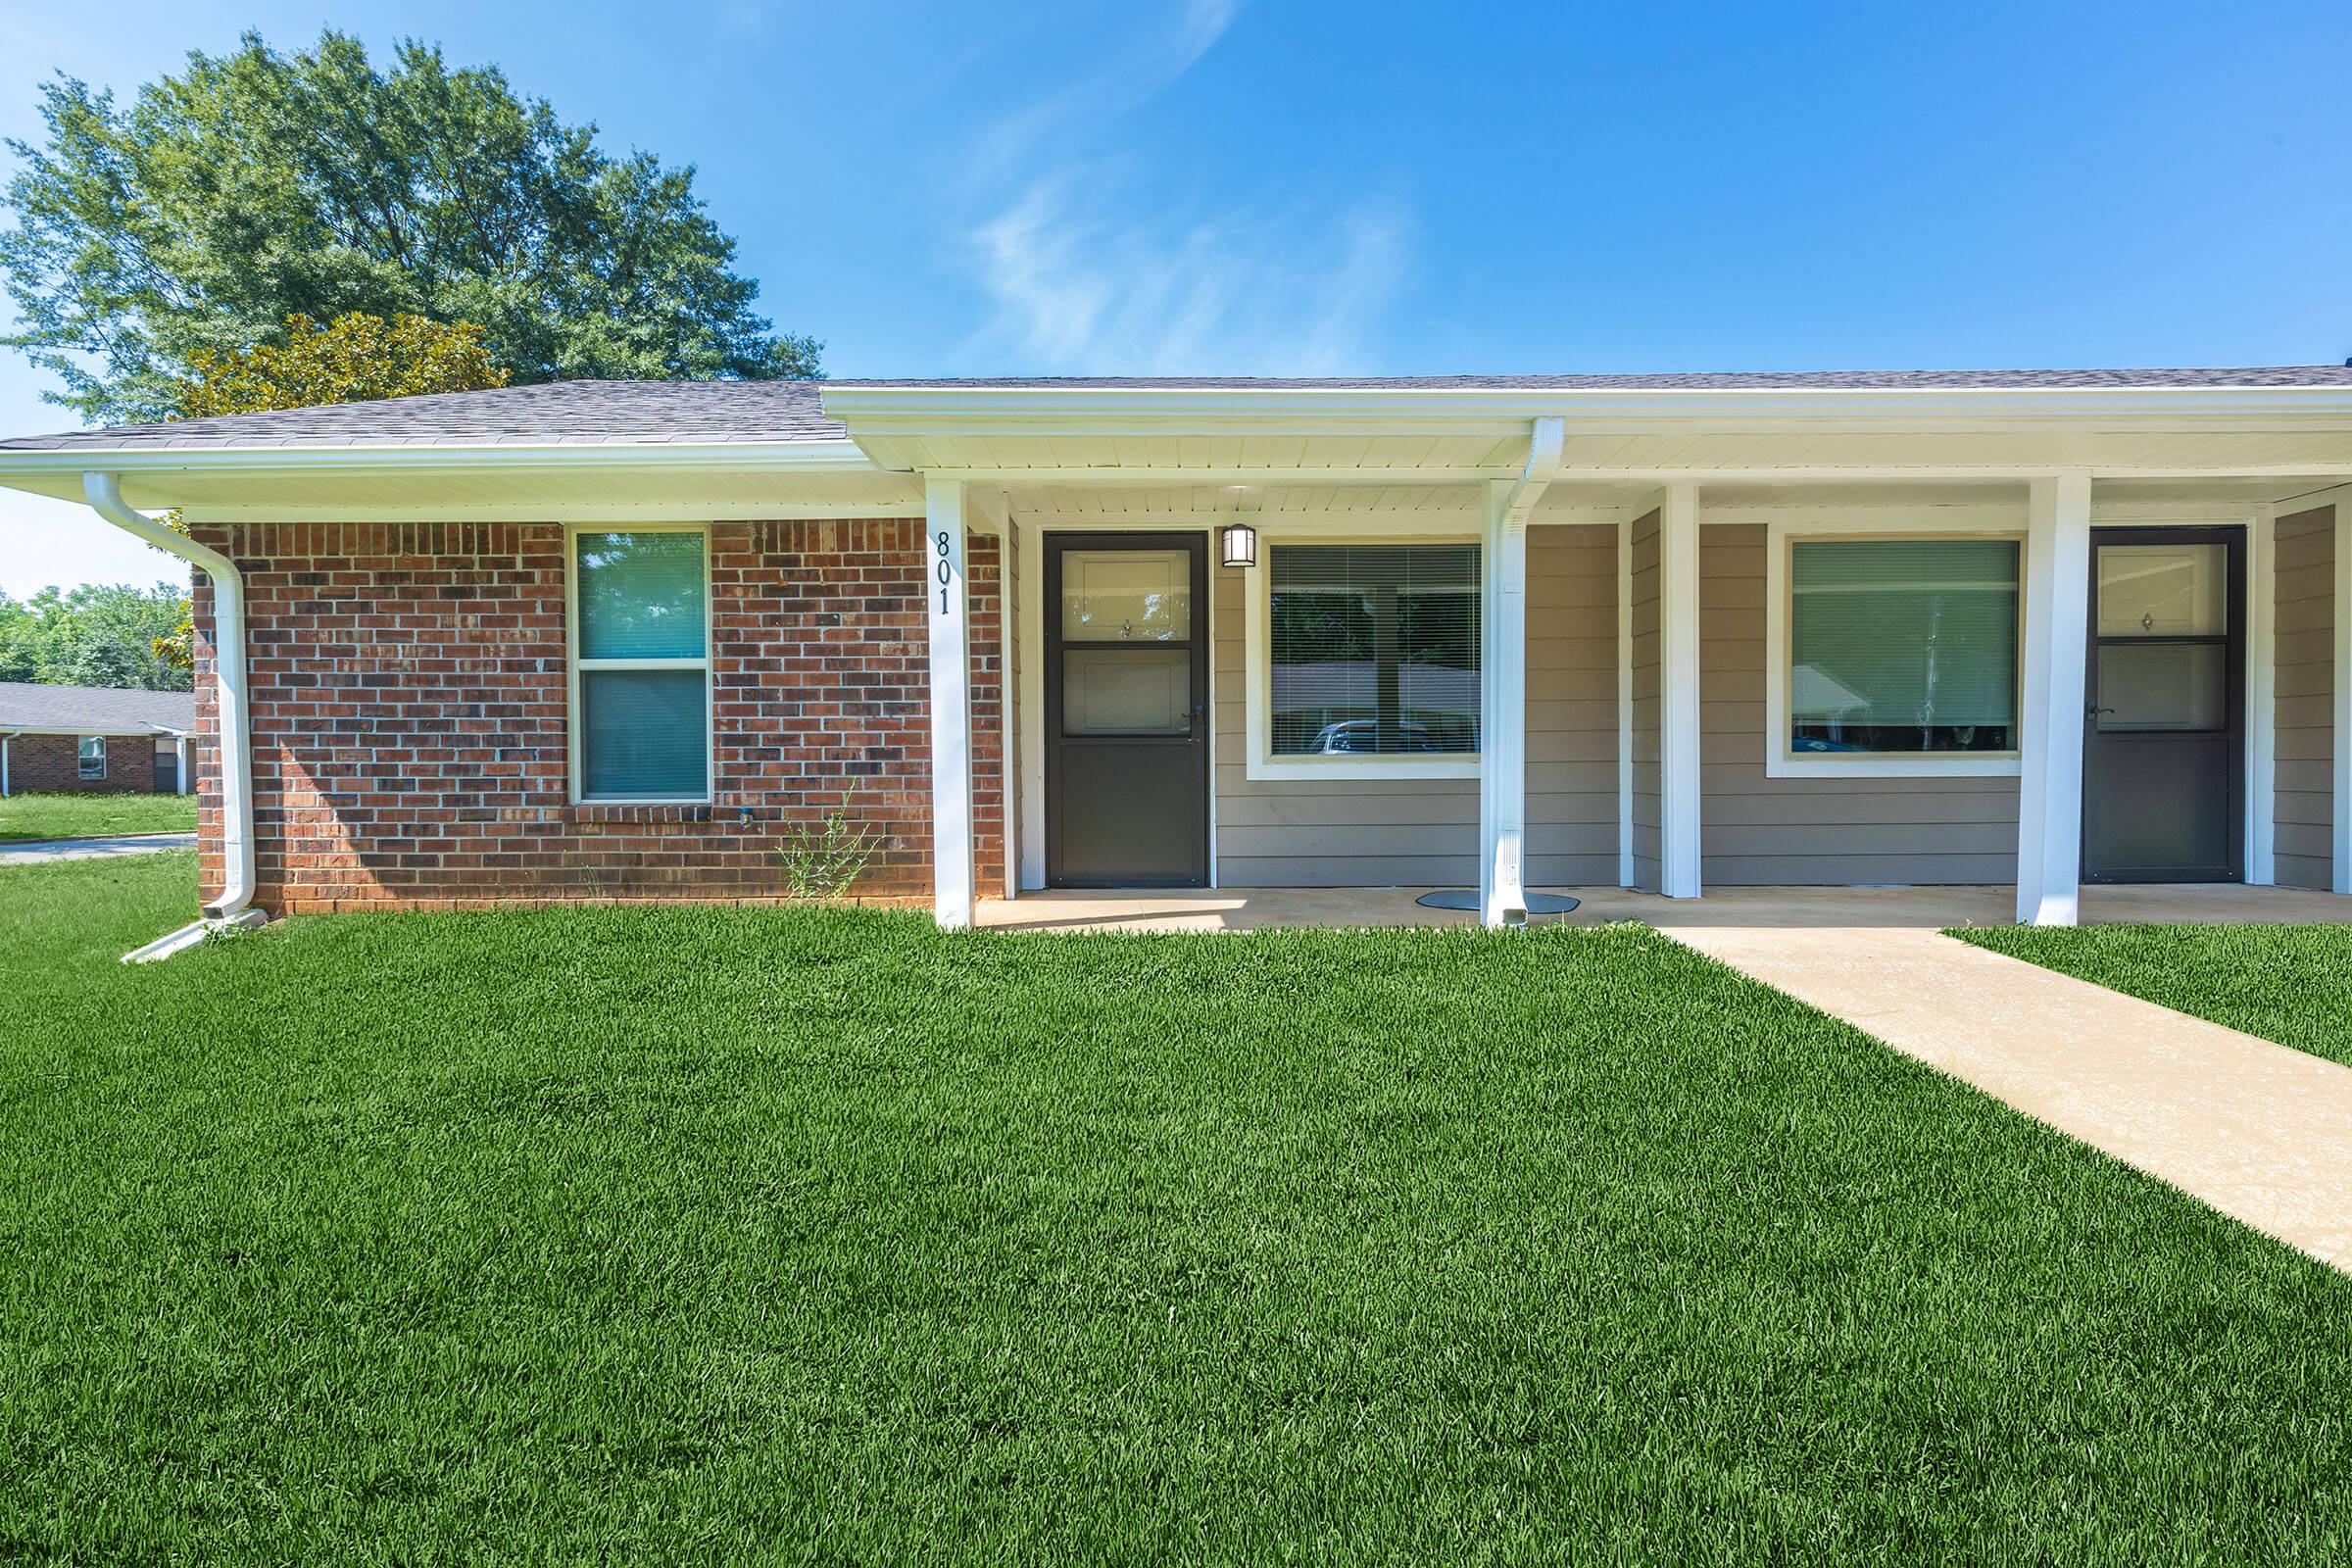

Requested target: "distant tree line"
[{"left": 0, "top": 584, "right": 191, "bottom": 691}]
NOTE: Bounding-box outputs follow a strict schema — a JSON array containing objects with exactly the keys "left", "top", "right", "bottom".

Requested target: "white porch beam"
[
  {"left": 925, "top": 477, "right": 975, "bottom": 930},
  {"left": 2016, "top": 474, "right": 2093, "bottom": 925},
  {"left": 1658, "top": 483, "right": 1702, "bottom": 899}
]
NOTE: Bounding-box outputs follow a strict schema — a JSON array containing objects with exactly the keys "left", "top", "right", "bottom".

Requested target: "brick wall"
[
  {"left": 5, "top": 732, "right": 161, "bottom": 794},
  {"left": 188, "top": 518, "right": 1004, "bottom": 914}
]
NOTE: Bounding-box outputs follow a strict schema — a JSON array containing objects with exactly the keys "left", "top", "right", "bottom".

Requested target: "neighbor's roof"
[
  {"left": 6, "top": 367, "right": 2352, "bottom": 453},
  {"left": 0, "top": 682, "right": 194, "bottom": 734}
]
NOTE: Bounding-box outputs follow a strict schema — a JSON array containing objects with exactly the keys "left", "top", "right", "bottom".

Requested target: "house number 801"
[{"left": 935, "top": 530, "right": 953, "bottom": 613}]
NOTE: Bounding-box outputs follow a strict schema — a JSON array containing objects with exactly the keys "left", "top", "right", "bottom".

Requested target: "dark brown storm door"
[
  {"left": 1044, "top": 532, "right": 1210, "bottom": 887},
  {"left": 2082, "top": 526, "right": 2245, "bottom": 883}
]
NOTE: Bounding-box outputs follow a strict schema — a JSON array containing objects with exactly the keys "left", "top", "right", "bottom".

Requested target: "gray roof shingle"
[
  {"left": 4, "top": 367, "right": 2350, "bottom": 454},
  {"left": 0, "top": 682, "right": 194, "bottom": 733},
  {"left": 0, "top": 380, "right": 846, "bottom": 452}
]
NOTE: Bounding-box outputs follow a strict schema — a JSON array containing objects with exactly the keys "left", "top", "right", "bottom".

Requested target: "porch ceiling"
[
  {"left": 1000, "top": 473, "right": 2344, "bottom": 526},
  {"left": 869, "top": 425, "right": 2352, "bottom": 484}
]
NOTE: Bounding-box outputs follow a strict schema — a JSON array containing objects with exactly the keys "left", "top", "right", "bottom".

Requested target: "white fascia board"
[
  {"left": 822, "top": 383, "right": 2352, "bottom": 435},
  {"left": 0, "top": 437, "right": 875, "bottom": 472},
  {"left": 0, "top": 438, "right": 885, "bottom": 503}
]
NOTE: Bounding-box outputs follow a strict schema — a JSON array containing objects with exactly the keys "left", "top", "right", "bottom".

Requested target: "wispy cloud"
[
  {"left": 956, "top": 0, "right": 1411, "bottom": 375},
  {"left": 970, "top": 173, "right": 1406, "bottom": 373},
  {"left": 967, "top": 0, "right": 1242, "bottom": 180}
]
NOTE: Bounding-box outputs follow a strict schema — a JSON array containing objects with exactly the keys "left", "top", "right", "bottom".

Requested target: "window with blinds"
[
  {"left": 1788, "top": 537, "right": 2020, "bottom": 756},
  {"left": 573, "top": 530, "right": 710, "bottom": 800},
  {"left": 1268, "top": 543, "right": 1481, "bottom": 757}
]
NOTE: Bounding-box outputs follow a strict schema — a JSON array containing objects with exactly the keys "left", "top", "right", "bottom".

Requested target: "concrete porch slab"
[{"left": 975, "top": 882, "right": 2352, "bottom": 935}]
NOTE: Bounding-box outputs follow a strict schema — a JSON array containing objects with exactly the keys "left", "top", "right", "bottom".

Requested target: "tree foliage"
[
  {"left": 0, "top": 583, "right": 191, "bottom": 691},
  {"left": 2, "top": 29, "right": 819, "bottom": 423},
  {"left": 140, "top": 310, "right": 514, "bottom": 669},
  {"left": 176, "top": 312, "right": 509, "bottom": 418}
]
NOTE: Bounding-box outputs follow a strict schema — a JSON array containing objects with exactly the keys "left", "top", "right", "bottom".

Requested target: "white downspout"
[
  {"left": 83, "top": 472, "right": 262, "bottom": 952},
  {"left": 2, "top": 731, "right": 16, "bottom": 796}
]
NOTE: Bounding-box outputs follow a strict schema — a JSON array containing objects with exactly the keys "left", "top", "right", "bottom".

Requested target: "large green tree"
[{"left": 1, "top": 29, "right": 819, "bottom": 424}]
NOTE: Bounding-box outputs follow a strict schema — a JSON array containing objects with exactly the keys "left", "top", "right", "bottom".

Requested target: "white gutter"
[
  {"left": 83, "top": 472, "right": 264, "bottom": 957},
  {"left": 1500, "top": 416, "right": 1565, "bottom": 523}
]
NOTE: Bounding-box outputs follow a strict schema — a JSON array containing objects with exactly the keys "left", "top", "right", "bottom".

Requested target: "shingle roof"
[
  {"left": 4, "top": 367, "right": 2349, "bottom": 454},
  {"left": 0, "top": 682, "right": 194, "bottom": 734},
  {"left": 0, "top": 380, "right": 846, "bottom": 452}
]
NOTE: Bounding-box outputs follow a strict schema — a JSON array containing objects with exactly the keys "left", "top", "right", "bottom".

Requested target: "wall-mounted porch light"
[{"left": 1220, "top": 522, "right": 1258, "bottom": 568}]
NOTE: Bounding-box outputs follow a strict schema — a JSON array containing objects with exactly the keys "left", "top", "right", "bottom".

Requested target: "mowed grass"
[
  {"left": 5, "top": 855, "right": 2352, "bottom": 1564},
  {"left": 1958, "top": 921, "right": 2352, "bottom": 1067},
  {"left": 0, "top": 787, "right": 196, "bottom": 841}
]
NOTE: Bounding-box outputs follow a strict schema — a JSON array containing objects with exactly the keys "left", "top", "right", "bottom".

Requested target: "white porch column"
[
  {"left": 2016, "top": 473, "right": 2093, "bottom": 925},
  {"left": 1480, "top": 480, "right": 1529, "bottom": 926},
  {"left": 925, "top": 478, "right": 974, "bottom": 929},
  {"left": 1658, "top": 482, "right": 1702, "bottom": 899},
  {"left": 175, "top": 734, "right": 191, "bottom": 795}
]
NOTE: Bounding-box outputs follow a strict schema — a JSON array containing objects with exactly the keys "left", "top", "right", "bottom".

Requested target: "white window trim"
[
  {"left": 565, "top": 521, "right": 716, "bottom": 805},
  {"left": 1763, "top": 518, "right": 2027, "bottom": 780},
  {"left": 1245, "top": 534, "right": 1483, "bottom": 782},
  {"left": 77, "top": 735, "right": 107, "bottom": 780}
]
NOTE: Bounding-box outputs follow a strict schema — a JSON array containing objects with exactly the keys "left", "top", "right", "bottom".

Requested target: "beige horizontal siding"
[
  {"left": 1628, "top": 510, "right": 1662, "bottom": 891},
  {"left": 2274, "top": 504, "right": 2333, "bottom": 890},
  {"left": 1528, "top": 525, "right": 1621, "bottom": 886},
  {"left": 1699, "top": 523, "right": 2020, "bottom": 887},
  {"left": 1212, "top": 524, "right": 1622, "bottom": 889},
  {"left": 1213, "top": 553, "right": 1476, "bottom": 887}
]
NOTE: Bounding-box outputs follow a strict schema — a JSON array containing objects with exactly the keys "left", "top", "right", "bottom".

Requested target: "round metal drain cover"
[{"left": 1414, "top": 889, "right": 1581, "bottom": 915}]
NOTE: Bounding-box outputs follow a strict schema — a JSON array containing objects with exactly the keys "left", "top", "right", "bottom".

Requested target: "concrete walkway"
[
  {"left": 0, "top": 832, "right": 196, "bottom": 864},
  {"left": 1667, "top": 916, "right": 2352, "bottom": 1272}
]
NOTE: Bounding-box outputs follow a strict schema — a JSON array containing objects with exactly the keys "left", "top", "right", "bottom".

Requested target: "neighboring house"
[
  {"left": 0, "top": 369, "right": 2347, "bottom": 928},
  {"left": 0, "top": 681, "right": 193, "bottom": 797}
]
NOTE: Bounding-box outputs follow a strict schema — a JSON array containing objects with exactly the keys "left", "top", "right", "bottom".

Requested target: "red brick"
[{"left": 187, "top": 518, "right": 1005, "bottom": 914}]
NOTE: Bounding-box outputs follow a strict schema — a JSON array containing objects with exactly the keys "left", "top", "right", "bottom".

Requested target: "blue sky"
[{"left": 4, "top": 0, "right": 2349, "bottom": 594}]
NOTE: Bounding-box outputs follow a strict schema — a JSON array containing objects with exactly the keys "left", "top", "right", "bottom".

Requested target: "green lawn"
[
  {"left": 6, "top": 855, "right": 2352, "bottom": 1564},
  {"left": 0, "top": 788, "right": 196, "bottom": 841},
  {"left": 1957, "top": 922, "right": 2352, "bottom": 1068}
]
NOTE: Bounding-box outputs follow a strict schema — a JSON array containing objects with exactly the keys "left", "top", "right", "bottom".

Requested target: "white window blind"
[
  {"left": 1788, "top": 538, "right": 2019, "bottom": 755},
  {"left": 1268, "top": 544, "right": 1481, "bottom": 757}
]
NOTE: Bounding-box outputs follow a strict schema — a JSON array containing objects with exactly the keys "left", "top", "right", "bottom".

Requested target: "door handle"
[{"left": 2085, "top": 704, "right": 2115, "bottom": 716}]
